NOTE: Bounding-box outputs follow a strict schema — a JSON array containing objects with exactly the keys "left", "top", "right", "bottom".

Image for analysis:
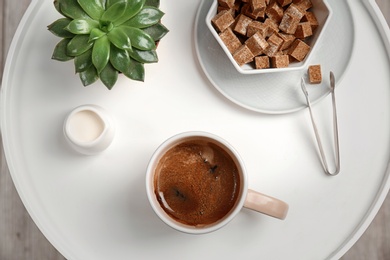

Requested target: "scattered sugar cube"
[{"left": 308, "top": 64, "right": 322, "bottom": 84}]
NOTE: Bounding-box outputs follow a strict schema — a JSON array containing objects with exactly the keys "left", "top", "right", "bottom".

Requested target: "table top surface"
[{"left": 0, "top": 1, "right": 389, "bottom": 259}]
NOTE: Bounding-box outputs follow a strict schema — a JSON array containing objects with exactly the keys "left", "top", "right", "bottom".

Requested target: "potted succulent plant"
[{"left": 48, "top": 0, "right": 168, "bottom": 89}]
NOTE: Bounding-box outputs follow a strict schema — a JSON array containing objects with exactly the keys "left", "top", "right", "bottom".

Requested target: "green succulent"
[{"left": 48, "top": 0, "right": 169, "bottom": 89}]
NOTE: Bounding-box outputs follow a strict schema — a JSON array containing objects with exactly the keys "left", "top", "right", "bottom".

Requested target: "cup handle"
[{"left": 244, "top": 189, "right": 289, "bottom": 220}]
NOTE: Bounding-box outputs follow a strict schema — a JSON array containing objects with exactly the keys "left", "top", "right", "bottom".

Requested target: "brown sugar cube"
[
  {"left": 302, "top": 11, "right": 319, "bottom": 30},
  {"left": 285, "top": 4, "right": 305, "bottom": 20},
  {"left": 264, "top": 18, "right": 279, "bottom": 37},
  {"left": 294, "top": 22, "right": 313, "bottom": 38},
  {"left": 268, "top": 33, "right": 284, "bottom": 47},
  {"left": 241, "top": 4, "right": 265, "bottom": 20},
  {"left": 217, "top": 6, "right": 228, "bottom": 13},
  {"left": 273, "top": 51, "right": 285, "bottom": 56},
  {"left": 240, "top": 4, "right": 251, "bottom": 17},
  {"left": 228, "top": 1, "right": 242, "bottom": 15},
  {"left": 288, "top": 39, "right": 310, "bottom": 61},
  {"left": 245, "top": 31, "right": 269, "bottom": 56},
  {"left": 279, "top": 13, "right": 300, "bottom": 34},
  {"left": 263, "top": 33, "right": 283, "bottom": 57},
  {"left": 217, "top": 6, "right": 236, "bottom": 17},
  {"left": 233, "top": 44, "right": 255, "bottom": 66},
  {"left": 218, "top": 0, "right": 235, "bottom": 9},
  {"left": 289, "top": 53, "right": 296, "bottom": 63},
  {"left": 247, "top": 21, "right": 268, "bottom": 37},
  {"left": 255, "top": 56, "right": 270, "bottom": 69},
  {"left": 265, "top": 1, "right": 284, "bottom": 23},
  {"left": 271, "top": 55, "right": 289, "bottom": 68},
  {"left": 282, "top": 48, "right": 295, "bottom": 63},
  {"left": 219, "top": 28, "right": 242, "bottom": 54},
  {"left": 250, "top": 0, "right": 266, "bottom": 12},
  {"left": 308, "top": 65, "right": 322, "bottom": 84},
  {"left": 211, "top": 10, "right": 235, "bottom": 32},
  {"left": 277, "top": 0, "right": 292, "bottom": 7},
  {"left": 279, "top": 5, "right": 304, "bottom": 34},
  {"left": 293, "top": 0, "right": 313, "bottom": 11},
  {"left": 234, "top": 14, "right": 254, "bottom": 36},
  {"left": 278, "top": 32, "right": 296, "bottom": 50}
]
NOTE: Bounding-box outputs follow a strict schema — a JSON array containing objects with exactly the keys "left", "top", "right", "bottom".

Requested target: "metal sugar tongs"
[{"left": 301, "top": 71, "right": 340, "bottom": 176}]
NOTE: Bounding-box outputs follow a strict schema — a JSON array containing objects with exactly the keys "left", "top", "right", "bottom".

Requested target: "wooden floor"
[{"left": 0, "top": 1, "right": 389, "bottom": 259}]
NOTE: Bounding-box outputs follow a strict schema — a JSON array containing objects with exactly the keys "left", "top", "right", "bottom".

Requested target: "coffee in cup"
[{"left": 154, "top": 139, "right": 240, "bottom": 226}]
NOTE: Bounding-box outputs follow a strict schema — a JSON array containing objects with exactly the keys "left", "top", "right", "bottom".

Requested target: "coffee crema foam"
[{"left": 154, "top": 140, "right": 240, "bottom": 226}]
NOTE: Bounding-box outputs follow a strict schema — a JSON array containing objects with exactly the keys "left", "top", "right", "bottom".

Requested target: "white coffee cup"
[
  {"left": 145, "top": 131, "right": 289, "bottom": 234},
  {"left": 63, "top": 105, "right": 115, "bottom": 155}
]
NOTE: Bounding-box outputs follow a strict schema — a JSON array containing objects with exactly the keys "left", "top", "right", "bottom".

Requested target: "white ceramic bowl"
[{"left": 205, "top": 0, "right": 332, "bottom": 74}]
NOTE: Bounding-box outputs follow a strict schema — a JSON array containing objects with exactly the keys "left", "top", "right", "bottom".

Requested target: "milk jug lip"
[
  {"left": 65, "top": 105, "right": 108, "bottom": 146},
  {"left": 63, "top": 104, "right": 115, "bottom": 155}
]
